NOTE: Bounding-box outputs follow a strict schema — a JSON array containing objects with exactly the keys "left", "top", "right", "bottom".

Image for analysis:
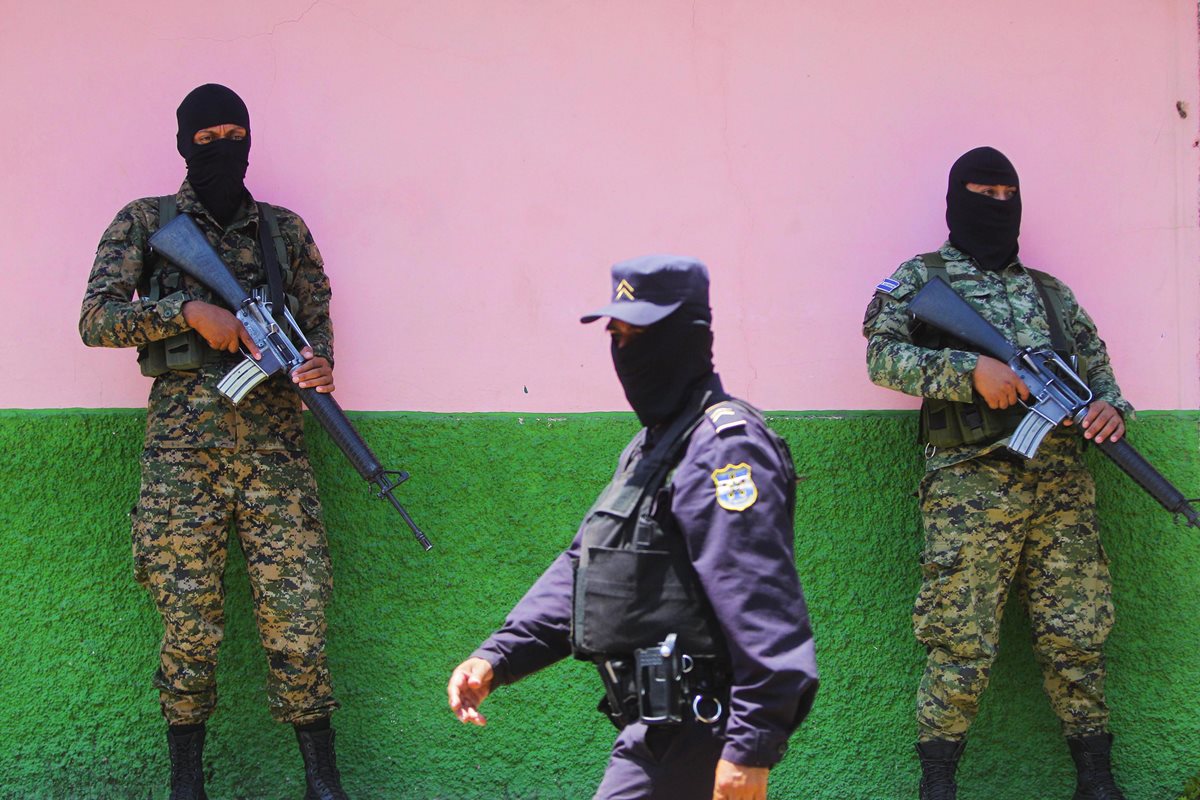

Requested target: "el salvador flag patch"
[{"left": 875, "top": 277, "right": 900, "bottom": 295}]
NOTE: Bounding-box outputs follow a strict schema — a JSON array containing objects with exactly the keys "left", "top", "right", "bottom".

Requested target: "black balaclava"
[
  {"left": 945, "top": 146, "right": 1021, "bottom": 271},
  {"left": 611, "top": 311, "right": 715, "bottom": 429},
  {"left": 176, "top": 84, "right": 251, "bottom": 227}
]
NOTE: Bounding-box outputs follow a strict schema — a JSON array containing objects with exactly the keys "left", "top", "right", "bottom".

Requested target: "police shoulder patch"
[
  {"left": 705, "top": 401, "right": 748, "bottom": 435},
  {"left": 711, "top": 462, "right": 758, "bottom": 512}
]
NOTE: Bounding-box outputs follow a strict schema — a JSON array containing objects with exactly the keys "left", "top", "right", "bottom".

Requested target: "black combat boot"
[
  {"left": 166, "top": 724, "right": 208, "bottom": 800},
  {"left": 1068, "top": 733, "right": 1126, "bottom": 800},
  {"left": 916, "top": 738, "right": 965, "bottom": 800},
  {"left": 296, "top": 722, "right": 350, "bottom": 800}
]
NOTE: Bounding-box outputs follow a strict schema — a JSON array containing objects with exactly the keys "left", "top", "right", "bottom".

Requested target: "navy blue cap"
[{"left": 581, "top": 254, "right": 711, "bottom": 325}]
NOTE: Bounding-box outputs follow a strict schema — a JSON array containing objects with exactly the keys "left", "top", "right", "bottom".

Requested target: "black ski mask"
[
  {"left": 611, "top": 311, "right": 715, "bottom": 429},
  {"left": 945, "top": 146, "right": 1021, "bottom": 271},
  {"left": 176, "top": 84, "right": 251, "bottom": 227}
]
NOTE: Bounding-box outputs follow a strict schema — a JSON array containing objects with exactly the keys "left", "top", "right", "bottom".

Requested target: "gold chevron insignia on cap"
[{"left": 615, "top": 279, "right": 635, "bottom": 301}]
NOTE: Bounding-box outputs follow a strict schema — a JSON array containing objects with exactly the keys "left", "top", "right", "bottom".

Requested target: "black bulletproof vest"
[{"left": 570, "top": 391, "right": 729, "bottom": 662}]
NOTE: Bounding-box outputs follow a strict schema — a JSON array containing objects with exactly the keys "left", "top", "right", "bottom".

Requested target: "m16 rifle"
[
  {"left": 149, "top": 213, "right": 433, "bottom": 550},
  {"left": 908, "top": 276, "right": 1198, "bottom": 529}
]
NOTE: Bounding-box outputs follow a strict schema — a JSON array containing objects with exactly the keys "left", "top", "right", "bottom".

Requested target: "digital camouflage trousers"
[
  {"left": 131, "top": 447, "right": 338, "bottom": 726},
  {"left": 914, "top": 453, "right": 1113, "bottom": 741}
]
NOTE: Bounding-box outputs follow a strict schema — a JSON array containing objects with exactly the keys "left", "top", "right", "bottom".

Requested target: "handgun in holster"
[{"left": 634, "top": 633, "right": 685, "bottom": 725}]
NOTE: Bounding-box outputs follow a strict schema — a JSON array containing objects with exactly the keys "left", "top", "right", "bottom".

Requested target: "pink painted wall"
[{"left": 4, "top": 1, "right": 1197, "bottom": 412}]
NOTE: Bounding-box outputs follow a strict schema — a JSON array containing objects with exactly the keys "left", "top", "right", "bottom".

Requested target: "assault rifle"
[
  {"left": 149, "top": 213, "right": 433, "bottom": 550},
  {"left": 908, "top": 276, "right": 1199, "bottom": 529}
]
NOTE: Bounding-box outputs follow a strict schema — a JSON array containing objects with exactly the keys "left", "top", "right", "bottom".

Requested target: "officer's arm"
[
  {"left": 672, "top": 423, "right": 818, "bottom": 770},
  {"left": 79, "top": 202, "right": 194, "bottom": 348},
  {"left": 467, "top": 537, "right": 581, "bottom": 689},
  {"left": 863, "top": 259, "right": 979, "bottom": 402}
]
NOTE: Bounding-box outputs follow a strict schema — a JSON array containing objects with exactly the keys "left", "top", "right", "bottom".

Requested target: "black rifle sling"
[
  {"left": 138, "top": 195, "right": 179, "bottom": 301},
  {"left": 256, "top": 202, "right": 287, "bottom": 313}
]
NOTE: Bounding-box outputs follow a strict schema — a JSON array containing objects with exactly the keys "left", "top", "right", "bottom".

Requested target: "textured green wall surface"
[{"left": 0, "top": 409, "right": 1196, "bottom": 799}]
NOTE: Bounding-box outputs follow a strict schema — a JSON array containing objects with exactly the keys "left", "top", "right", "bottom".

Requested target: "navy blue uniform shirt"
[{"left": 473, "top": 376, "right": 818, "bottom": 768}]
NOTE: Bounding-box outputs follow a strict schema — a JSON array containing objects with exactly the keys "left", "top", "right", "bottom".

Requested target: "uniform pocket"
[
  {"left": 130, "top": 503, "right": 168, "bottom": 587},
  {"left": 299, "top": 495, "right": 324, "bottom": 526},
  {"left": 921, "top": 530, "right": 964, "bottom": 577}
]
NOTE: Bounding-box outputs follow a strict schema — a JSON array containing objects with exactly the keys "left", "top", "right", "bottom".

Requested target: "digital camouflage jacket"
[
  {"left": 863, "top": 242, "right": 1132, "bottom": 470},
  {"left": 80, "top": 181, "right": 333, "bottom": 452}
]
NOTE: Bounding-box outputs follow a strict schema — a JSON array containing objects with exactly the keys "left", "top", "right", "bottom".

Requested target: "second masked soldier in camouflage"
[
  {"left": 79, "top": 84, "right": 350, "bottom": 800},
  {"left": 448, "top": 256, "right": 818, "bottom": 800},
  {"left": 863, "top": 147, "right": 1132, "bottom": 800}
]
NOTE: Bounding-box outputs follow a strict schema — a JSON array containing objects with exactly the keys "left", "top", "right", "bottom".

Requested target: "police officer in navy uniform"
[{"left": 448, "top": 255, "right": 818, "bottom": 800}]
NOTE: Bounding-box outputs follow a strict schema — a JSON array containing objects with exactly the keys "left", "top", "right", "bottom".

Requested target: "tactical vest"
[
  {"left": 136, "top": 195, "right": 293, "bottom": 377},
  {"left": 571, "top": 393, "right": 790, "bottom": 663},
  {"left": 916, "top": 251, "right": 1077, "bottom": 449}
]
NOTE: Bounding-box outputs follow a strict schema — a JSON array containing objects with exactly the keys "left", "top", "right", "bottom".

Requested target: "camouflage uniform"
[
  {"left": 80, "top": 181, "right": 338, "bottom": 725},
  {"left": 863, "top": 242, "right": 1132, "bottom": 741}
]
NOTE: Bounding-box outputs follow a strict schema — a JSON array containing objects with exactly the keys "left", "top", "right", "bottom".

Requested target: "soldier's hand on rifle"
[
  {"left": 972, "top": 355, "right": 1030, "bottom": 410},
  {"left": 1066, "top": 399, "right": 1125, "bottom": 444},
  {"left": 292, "top": 346, "right": 334, "bottom": 393},
  {"left": 182, "top": 300, "right": 260, "bottom": 358},
  {"left": 448, "top": 657, "right": 494, "bottom": 726}
]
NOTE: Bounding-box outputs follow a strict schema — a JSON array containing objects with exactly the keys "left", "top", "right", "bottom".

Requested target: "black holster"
[{"left": 594, "top": 634, "right": 729, "bottom": 731}]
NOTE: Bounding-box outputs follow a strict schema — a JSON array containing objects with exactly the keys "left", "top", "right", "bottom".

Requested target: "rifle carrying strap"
[
  {"left": 919, "top": 252, "right": 1074, "bottom": 356},
  {"left": 137, "top": 195, "right": 179, "bottom": 301},
  {"left": 256, "top": 201, "right": 287, "bottom": 313}
]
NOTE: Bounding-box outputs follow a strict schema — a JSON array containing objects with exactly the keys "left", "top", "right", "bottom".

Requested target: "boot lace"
[
  {"left": 168, "top": 735, "right": 204, "bottom": 800},
  {"left": 1078, "top": 752, "right": 1125, "bottom": 800},
  {"left": 920, "top": 759, "right": 958, "bottom": 800},
  {"left": 301, "top": 734, "right": 349, "bottom": 800}
]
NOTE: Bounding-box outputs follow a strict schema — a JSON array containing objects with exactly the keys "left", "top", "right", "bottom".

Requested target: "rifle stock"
[
  {"left": 148, "top": 213, "right": 250, "bottom": 309},
  {"left": 907, "top": 276, "right": 1019, "bottom": 363}
]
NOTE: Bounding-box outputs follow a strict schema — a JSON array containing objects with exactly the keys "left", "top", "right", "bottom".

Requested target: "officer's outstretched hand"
[
  {"left": 971, "top": 355, "right": 1030, "bottom": 410},
  {"left": 713, "top": 759, "right": 768, "bottom": 800},
  {"left": 292, "top": 346, "right": 334, "bottom": 393},
  {"left": 182, "top": 300, "right": 259, "bottom": 358},
  {"left": 448, "top": 657, "right": 494, "bottom": 726}
]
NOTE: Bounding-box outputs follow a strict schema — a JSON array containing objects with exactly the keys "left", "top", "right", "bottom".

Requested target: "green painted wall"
[{"left": 0, "top": 409, "right": 1196, "bottom": 799}]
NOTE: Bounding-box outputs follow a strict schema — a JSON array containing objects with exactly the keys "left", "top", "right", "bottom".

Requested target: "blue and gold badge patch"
[{"left": 711, "top": 463, "right": 758, "bottom": 512}]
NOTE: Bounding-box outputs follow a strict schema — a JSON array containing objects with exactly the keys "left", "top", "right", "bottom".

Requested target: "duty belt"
[{"left": 594, "top": 634, "right": 730, "bottom": 730}]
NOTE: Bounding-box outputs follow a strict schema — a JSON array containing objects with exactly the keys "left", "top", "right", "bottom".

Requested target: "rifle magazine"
[
  {"left": 1008, "top": 412, "right": 1055, "bottom": 459},
  {"left": 218, "top": 357, "right": 270, "bottom": 405}
]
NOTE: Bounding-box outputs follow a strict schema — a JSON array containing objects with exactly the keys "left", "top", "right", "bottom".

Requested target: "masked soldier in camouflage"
[
  {"left": 79, "top": 84, "right": 349, "bottom": 800},
  {"left": 863, "top": 147, "right": 1132, "bottom": 800}
]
